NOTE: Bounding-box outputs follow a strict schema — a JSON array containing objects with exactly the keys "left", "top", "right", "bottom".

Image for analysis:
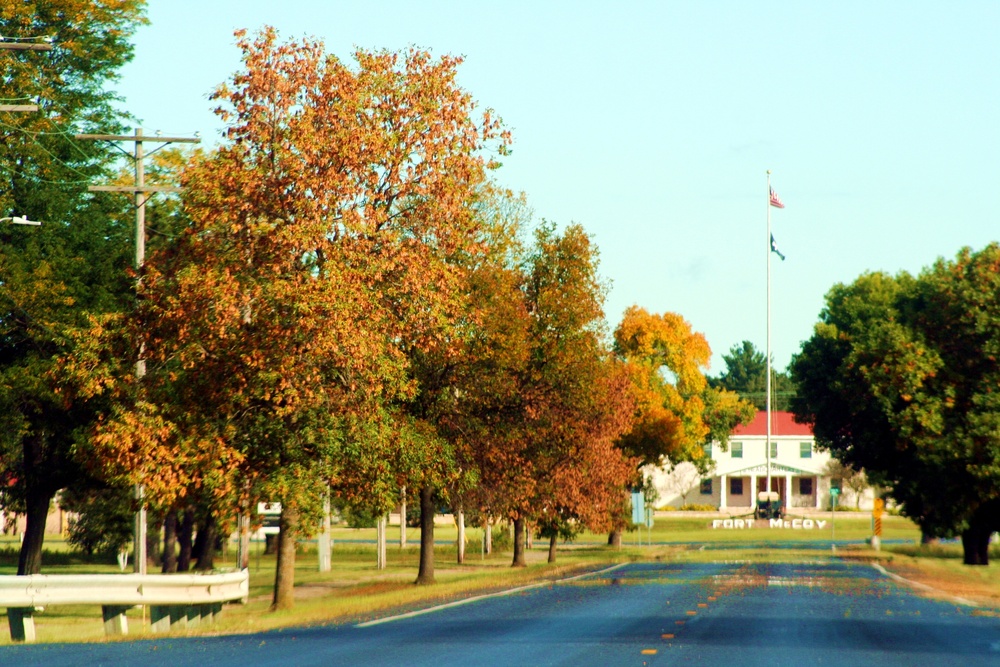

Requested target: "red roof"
[{"left": 731, "top": 411, "right": 813, "bottom": 437}]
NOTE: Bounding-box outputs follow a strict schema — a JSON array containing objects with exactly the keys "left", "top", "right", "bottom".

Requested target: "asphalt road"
[{"left": 4, "top": 561, "right": 999, "bottom": 666}]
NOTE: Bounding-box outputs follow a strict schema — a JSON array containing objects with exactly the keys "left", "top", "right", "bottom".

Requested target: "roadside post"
[
  {"left": 830, "top": 487, "right": 840, "bottom": 551},
  {"left": 872, "top": 497, "right": 884, "bottom": 551},
  {"left": 631, "top": 492, "right": 645, "bottom": 547},
  {"left": 645, "top": 506, "right": 654, "bottom": 547}
]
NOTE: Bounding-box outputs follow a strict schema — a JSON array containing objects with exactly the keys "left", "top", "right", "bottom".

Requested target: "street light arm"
[{"left": 1, "top": 216, "right": 42, "bottom": 226}]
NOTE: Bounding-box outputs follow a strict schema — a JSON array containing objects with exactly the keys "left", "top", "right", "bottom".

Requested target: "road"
[{"left": 3, "top": 561, "right": 999, "bottom": 666}]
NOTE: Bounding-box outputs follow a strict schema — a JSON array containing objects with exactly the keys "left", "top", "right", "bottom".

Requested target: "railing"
[{"left": 0, "top": 570, "right": 249, "bottom": 643}]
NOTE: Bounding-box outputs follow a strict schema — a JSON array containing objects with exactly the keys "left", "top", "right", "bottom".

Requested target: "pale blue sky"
[{"left": 115, "top": 1, "right": 1000, "bottom": 372}]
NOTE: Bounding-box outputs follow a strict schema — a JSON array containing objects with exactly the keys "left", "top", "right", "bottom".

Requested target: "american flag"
[{"left": 769, "top": 186, "right": 785, "bottom": 209}]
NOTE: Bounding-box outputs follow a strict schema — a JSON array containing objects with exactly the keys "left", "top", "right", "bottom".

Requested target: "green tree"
[
  {"left": 0, "top": 0, "right": 146, "bottom": 575},
  {"left": 60, "top": 483, "right": 133, "bottom": 559},
  {"left": 791, "top": 245, "right": 1000, "bottom": 565},
  {"left": 709, "top": 340, "right": 795, "bottom": 411}
]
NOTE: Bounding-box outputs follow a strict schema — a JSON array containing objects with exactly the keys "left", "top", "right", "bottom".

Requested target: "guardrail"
[{"left": 0, "top": 570, "right": 249, "bottom": 643}]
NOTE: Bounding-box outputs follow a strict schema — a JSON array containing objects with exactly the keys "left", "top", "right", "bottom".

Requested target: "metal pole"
[{"left": 765, "top": 170, "right": 772, "bottom": 497}]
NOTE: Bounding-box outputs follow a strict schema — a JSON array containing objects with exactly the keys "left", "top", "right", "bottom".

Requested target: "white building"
[{"left": 650, "top": 411, "right": 865, "bottom": 511}]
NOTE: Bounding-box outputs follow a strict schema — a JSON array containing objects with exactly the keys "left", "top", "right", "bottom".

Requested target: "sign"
[
  {"left": 873, "top": 498, "right": 885, "bottom": 518},
  {"left": 711, "top": 518, "right": 828, "bottom": 530},
  {"left": 257, "top": 502, "right": 281, "bottom": 535},
  {"left": 630, "top": 492, "right": 645, "bottom": 526}
]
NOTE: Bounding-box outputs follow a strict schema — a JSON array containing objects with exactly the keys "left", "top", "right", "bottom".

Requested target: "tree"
[
  {"left": 0, "top": 0, "right": 146, "bottom": 575},
  {"left": 661, "top": 462, "right": 704, "bottom": 507},
  {"left": 791, "top": 245, "right": 1000, "bottom": 565},
  {"left": 709, "top": 340, "right": 795, "bottom": 411},
  {"left": 85, "top": 27, "right": 509, "bottom": 607},
  {"left": 610, "top": 307, "right": 754, "bottom": 543},
  {"left": 447, "top": 218, "right": 636, "bottom": 566},
  {"left": 60, "top": 483, "right": 133, "bottom": 559},
  {"left": 822, "top": 460, "right": 868, "bottom": 510}
]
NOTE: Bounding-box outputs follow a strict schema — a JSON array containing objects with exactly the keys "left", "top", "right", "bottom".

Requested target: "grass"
[{"left": 1, "top": 513, "right": 996, "bottom": 646}]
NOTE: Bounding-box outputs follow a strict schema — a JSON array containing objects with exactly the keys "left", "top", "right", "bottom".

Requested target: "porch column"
[
  {"left": 750, "top": 474, "right": 758, "bottom": 509},
  {"left": 719, "top": 473, "right": 727, "bottom": 509},
  {"left": 815, "top": 476, "right": 821, "bottom": 509},
  {"left": 785, "top": 474, "right": 793, "bottom": 510}
]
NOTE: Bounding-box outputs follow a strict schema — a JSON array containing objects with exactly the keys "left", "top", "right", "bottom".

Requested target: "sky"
[{"left": 114, "top": 1, "right": 1000, "bottom": 373}]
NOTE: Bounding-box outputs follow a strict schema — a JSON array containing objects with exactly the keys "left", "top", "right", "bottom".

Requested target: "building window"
[
  {"left": 770, "top": 442, "right": 778, "bottom": 458},
  {"left": 731, "top": 442, "right": 743, "bottom": 458},
  {"left": 800, "top": 478, "right": 814, "bottom": 495},
  {"left": 704, "top": 443, "right": 713, "bottom": 458},
  {"left": 800, "top": 442, "right": 812, "bottom": 458},
  {"left": 730, "top": 478, "right": 744, "bottom": 495},
  {"left": 700, "top": 479, "right": 713, "bottom": 495}
]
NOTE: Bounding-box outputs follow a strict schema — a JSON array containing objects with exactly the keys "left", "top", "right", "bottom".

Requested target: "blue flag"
[{"left": 770, "top": 234, "right": 785, "bottom": 261}]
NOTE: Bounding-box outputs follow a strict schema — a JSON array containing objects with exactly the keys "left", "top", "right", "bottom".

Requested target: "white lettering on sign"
[{"left": 711, "top": 518, "right": 830, "bottom": 530}]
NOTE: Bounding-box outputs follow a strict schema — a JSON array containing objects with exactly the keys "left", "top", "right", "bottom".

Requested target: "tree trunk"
[
  {"left": 161, "top": 510, "right": 178, "bottom": 573},
  {"left": 145, "top": 512, "right": 162, "bottom": 570},
  {"left": 272, "top": 504, "right": 299, "bottom": 610},
  {"left": 177, "top": 509, "right": 194, "bottom": 572},
  {"left": 193, "top": 513, "right": 217, "bottom": 570},
  {"left": 376, "top": 514, "right": 387, "bottom": 570},
  {"left": 961, "top": 526, "right": 990, "bottom": 565},
  {"left": 484, "top": 522, "right": 492, "bottom": 555},
  {"left": 547, "top": 533, "right": 558, "bottom": 563},
  {"left": 17, "top": 489, "right": 53, "bottom": 575},
  {"left": 511, "top": 517, "right": 527, "bottom": 567},
  {"left": 607, "top": 529, "right": 622, "bottom": 548},
  {"left": 399, "top": 486, "right": 407, "bottom": 548},
  {"left": 456, "top": 508, "right": 465, "bottom": 564},
  {"left": 415, "top": 485, "right": 435, "bottom": 584}
]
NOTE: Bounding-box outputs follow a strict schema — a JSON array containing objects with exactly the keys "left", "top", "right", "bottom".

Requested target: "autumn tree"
[
  {"left": 0, "top": 0, "right": 146, "bottom": 575},
  {"left": 610, "top": 307, "right": 753, "bottom": 544},
  {"left": 85, "top": 28, "right": 509, "bottom": 606},
  {"left": 454, "top": 221, "right": 636, "bottom": 566},
  {"left": 791, "top": 244, "right": 1000, "bottom": 565}
]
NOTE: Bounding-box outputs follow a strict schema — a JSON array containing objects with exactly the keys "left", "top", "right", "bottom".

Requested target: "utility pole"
[
  {"left": 0, "top": 39, "right": 52, "bottom": 113},
  {"left": 75, "top": 128, "right": 199, "bottom": 575}
]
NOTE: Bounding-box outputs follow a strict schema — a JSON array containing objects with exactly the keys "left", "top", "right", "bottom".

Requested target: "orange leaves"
[
  {"left": 109, "top": 29, "right": 511, "bottom": 514},
  {"left": 614, "top": 306, "right": 717, "bottom": 466}
]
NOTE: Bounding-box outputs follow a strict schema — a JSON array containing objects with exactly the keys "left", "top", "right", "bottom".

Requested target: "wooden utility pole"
[
  {"left": 75, "top": 128, "right": 199, "bottom": 575},
  {"left": 0, "top": 40, "right": 52, "bottom": 113}
]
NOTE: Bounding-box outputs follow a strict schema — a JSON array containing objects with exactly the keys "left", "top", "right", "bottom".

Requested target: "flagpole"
[{"left": 765, "top": 170, "right": 772, "bottom": 498}]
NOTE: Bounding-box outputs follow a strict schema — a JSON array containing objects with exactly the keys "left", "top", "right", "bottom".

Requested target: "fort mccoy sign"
[{"left": 711, "top": 518, "right": 829, "bottom": 530}]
